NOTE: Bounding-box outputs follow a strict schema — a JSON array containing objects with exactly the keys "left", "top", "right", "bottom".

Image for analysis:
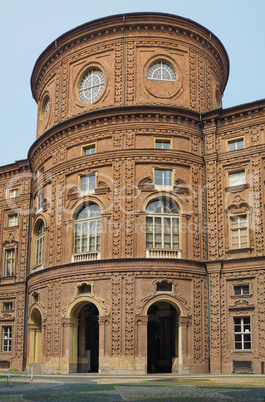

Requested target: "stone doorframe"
[
  {"left": 140, "top": 294, "right": 191, "bottom": 373},
  {"left": 61, "top": 291, "right": 110, "bottom": 373}
]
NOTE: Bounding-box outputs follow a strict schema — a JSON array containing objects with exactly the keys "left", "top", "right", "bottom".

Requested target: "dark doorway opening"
[
  {"left": 77, "top": 303, "right": 99, "bottom": 372},
  {"left": 147, "top": 302, "right": 178, "bottom": 373}
]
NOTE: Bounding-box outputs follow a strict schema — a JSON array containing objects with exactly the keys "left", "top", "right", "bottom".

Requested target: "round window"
[
  {"left": 42, "top": 96, "right": 51, "bottom": 119},
  {"left": 79, "top": 69, "right": 105, "bottom": 104},
  {"left": 147, "top": 62, "right": 177, "bottom": 81}
]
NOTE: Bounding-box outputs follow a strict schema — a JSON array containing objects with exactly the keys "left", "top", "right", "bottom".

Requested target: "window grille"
[
  {"left": 232, "top": 360, "right": 253, "bottom": 374},
  {"left": 79, "top": 69, "right": 104, "bottom": 104}
]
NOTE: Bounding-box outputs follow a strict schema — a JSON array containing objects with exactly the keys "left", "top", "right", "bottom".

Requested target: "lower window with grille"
[{"left": 233, "top": 360, "right": 253, "bottom": 374}]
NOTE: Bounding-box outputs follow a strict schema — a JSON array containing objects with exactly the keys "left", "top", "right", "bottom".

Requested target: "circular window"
[
  {"left": 79, "top": 69, "right": 105, "bottom": 104},
  {"left": 147, "top": 62, "right": 177, "bottom": 81},
  {"left": 42, "top": 96, "right": 50, "bottom": 119}
]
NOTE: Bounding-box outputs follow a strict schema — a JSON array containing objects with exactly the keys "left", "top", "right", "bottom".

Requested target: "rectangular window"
[
  {"left": 234, "top": 285, "right": 249, "bottom": 295},
  {"left": 154, "top": 169, "right": 172, "bottom": 188},
  {"left": 228, "top": 138, "right": 244, "bottom": 151},
  {"left": 230, "top": 215, "right": 248, "bottom": 249},
  {"left": 2, "top": 326, "right": 12, "bottom": 352},
  {"left": 5, "top": 249, "right": 15, "bottom": 276},
  {"left": 38, "top": 167, "right": 44, "bottom": 176},
  {"left": 9, "top": 189, "right": 18, "bottom": 198},
  {"left": 80, "top": 173, "right": 95, "bottom": 194},
  {"left": 234, "top": 317, "right": 251, "bottom": 350},
  {"left": 37, "top": 191, "right": 44, "bottom": 212},
  {"left": 83, "top": 145, "right": 96, "bottom": 155},
  {"left": 3, "top": 302, "right": 13, "bottom": 311},
  {"left": 229, "top": 171, "right": 246, "bottom": 186},
  {"left": 8, "top": 214, "right": 18, "bottom": 227},
  {"left": 146, "top": 216, "right": 179, "bottom": 249},
  {"left": 155, "top": 140, "right": 170, "bottom": 149}
]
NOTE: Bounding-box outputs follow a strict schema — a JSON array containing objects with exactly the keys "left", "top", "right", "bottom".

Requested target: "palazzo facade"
[{"left": 0, "top": 12, "right": 265, "bottom": 374}]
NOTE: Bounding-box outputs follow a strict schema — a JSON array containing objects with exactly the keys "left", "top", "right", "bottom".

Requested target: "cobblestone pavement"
[{"left": 1, "top": 373, "right": 265, "bottom": 401}]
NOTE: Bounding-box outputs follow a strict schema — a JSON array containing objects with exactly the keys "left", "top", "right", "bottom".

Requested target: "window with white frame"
[
  {"left": 83, "top": 144, "right": 96, "bottom": 155},
  {"left": 147, "top": 62, "right": 177, "bottom": 81},
  {"left": 229, "top": 171, "right": 246, "bottom": 186},
  {"left": 3, "top": 302, "right": 13, "bottom": 311},
  {"left": 155, "top": 139, "right": 170, "bottom": 149},
  {"left": 37, "top": 191, "right": 44, "bottom": 213},
  {"left": 234, "top": 317, "right": 251, "bottom": 350},
  {"left": 9, "top": 188, "right": 18, "bottom": 198},
  {"left": 8, "top": 214, "right": 18, "bottom": 227},
  {"left": 5, "top": 249, "right": 15, "bottom": 276},
  {"left": 228, "top": 138, "right": 244, "bottom": 151},
  {"left": 230, "top": 215, "right": 248, "bottom": 249},
  {"left": 154, "top": 169, "right": 172, "bottom": 189},
  {"left": 36, "top": 221, "right": 44, "bottom": 265},
  {"left": 74, "top": 203, "right": 101, "bottom": 254},
  {"left": 234, "top": 285, "right": 249, "bottom": 295},
  {"left": 79, "top": 69, "right": 105, "bottom": 104},
  {"left": 80, "top": 173, "right": 96, "bottom": 194},
  {"left": 146, "top": 198, "right": 179, "bottom": 250},
  {"left": 2, "top": 326, "right": 12, "bottom": 352}
]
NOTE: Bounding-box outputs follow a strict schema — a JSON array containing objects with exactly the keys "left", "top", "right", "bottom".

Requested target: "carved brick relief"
[
  {"left": 114, "top": 42, "right": 123, "bottom": 104},
  {"left": 206, "top": 160, "right": 218, "bottom": 260},
  {"left": 53, "top": 279, "right": 61, "bottom": 357},
  {"left": 112, "top": 160, "right": 122, "bottom": 257},
  {"left": 217, "top": 164, "right": 224, "bottom": 259},
  {"left": 46, "top": 283, "right": 53, "bottom": 357},
  {"left": 189, "top": 49, "right": 197, "bottom": 110},
  {"left": 191, "top": 164, "right": 201, "bottom": 260},
  {"left": 125, "top": 274, "right": 134, "bottom": 356},
  {"left": 251, "top": 154, "right": 264, "bottom": 255},
  {"left": 209, "top": 272, "right": 221, "bottom": 363},
  {"left": 56, "top": 174, "right": 65, "bottom": 264},
  {"left": 257, "top": 271, "right": 265, "bottom": 359},
  {"left": 15, "top": 292, "right": 25, "bottom": 360},
  {"left": 193, "top": 278, "right": 207, "bottom": 363},
  {"left": 198, "top": 54, "right": 204, "bottom": 113},
  {"left": 125, "top": 159, "right": 135, "bottom": 258},
  {"left": 126, "top": 41, "right": 135, "bottom": 103},
  {"left": 112, "top": 274, "right": 121, "bottom": 355},
  {"left": 61, "top": 60, "right": 69, "bottom": 120}
]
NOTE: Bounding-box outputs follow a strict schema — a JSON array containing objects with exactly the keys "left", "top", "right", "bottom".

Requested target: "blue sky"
[{"left": 1, "top": 0, "right": 264, "bottom": 166}]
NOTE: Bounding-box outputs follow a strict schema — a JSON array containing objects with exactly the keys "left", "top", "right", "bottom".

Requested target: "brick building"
[{"left": 0, "top": 12, "right": 264, "bottom": 374}]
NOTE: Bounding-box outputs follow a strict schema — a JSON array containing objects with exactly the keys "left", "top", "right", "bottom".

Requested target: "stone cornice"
[
  {"left": 0, "top": 160, "right": 30, "bottom": 180},
  {"left": 27, "top": 257, "right": 207, "bottom": 286},
  {"left": 202, "top": 99, "right": 265, "bottom": 130},
  {"left": 28, "top": 105, "right": 201, "bottom": 165},
  {"left": 31, "top": 12, "right": 229, "bottom": 100}
]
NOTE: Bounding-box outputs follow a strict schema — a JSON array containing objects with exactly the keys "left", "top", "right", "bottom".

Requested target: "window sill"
[
  {"left": 146, "top": 249, "right": 181, "bottom": 258},
  {"left": 231, "top": 350, "right": 253, "bottom": 354},
  {"left": 226, "top": 247, "right": 252, "bottom": 254},
  {"left": 32, "top": 263, "right": 43, "bottom": 272},
  {"left": 225, "top": 183, "right": 250, "bottom": 193}
]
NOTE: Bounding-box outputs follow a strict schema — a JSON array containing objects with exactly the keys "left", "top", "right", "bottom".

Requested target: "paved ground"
[{"left": 1, "top": 373, "right": 265, "bottom": 401}]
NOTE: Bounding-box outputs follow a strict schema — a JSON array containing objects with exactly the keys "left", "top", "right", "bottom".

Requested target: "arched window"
[
  {"left": 147, "top": 62, "right": 177, "bottom": 81},
  {"left": 74, "top": 203, "right": 101, "bottom": 254},
  {"left": 36, "top": 221, "right": 44, "bottom": 264},
  {"left": 146, "top": 198, "right": 180, "bottom": 249}
]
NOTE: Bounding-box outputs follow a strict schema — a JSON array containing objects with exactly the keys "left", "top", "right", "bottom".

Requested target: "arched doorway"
[
  {"left": 77, "top": 303, "right": 99, "bottom": 373},
  {"left": 147, "top": 302, "right": 178, "bottom": 373},
  {"left": 28, "top": 308, "right": 42, "bottom": 366}
]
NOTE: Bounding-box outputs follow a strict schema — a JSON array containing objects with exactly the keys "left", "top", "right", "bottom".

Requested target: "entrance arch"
[
  {"left": 69, "top": 301, "right": 99, "bottom": 373},
  {"left": 147, "top": 301, "right": 179, "bottom": 373},
  {"left": 28, "top": 307, "right": 42, "bottom": 366}
]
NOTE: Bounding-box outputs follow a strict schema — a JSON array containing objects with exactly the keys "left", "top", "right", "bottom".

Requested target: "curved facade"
[{"left": 1, "top": 13, "right": 265, "bottom": 375}]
